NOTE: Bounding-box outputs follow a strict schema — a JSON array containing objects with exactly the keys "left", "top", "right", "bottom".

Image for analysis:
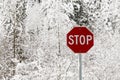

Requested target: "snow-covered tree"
[
  {"left": 0, "top": 0, "right": 26, "bottom": 79},
  {"left": 0, "top": 0, "right": 120, "bottom": 80}
]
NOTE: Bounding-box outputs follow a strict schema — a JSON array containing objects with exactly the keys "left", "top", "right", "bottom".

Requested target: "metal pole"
[{"left": 79, "top": 54, "right": 82, "bottom": 80}]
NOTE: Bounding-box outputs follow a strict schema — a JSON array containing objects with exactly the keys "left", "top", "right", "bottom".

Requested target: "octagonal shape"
[{"left": 67, "top": 26, "right": 94, "bottom": 53}]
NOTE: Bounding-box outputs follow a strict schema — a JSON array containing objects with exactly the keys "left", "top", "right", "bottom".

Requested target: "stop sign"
[{"left": 67, "top": 26, "right": 94, "bottom": 53}]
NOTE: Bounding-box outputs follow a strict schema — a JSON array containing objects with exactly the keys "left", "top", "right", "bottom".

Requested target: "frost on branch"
[{"left": 0, "top": 0, "right": 120, "bottom": 80}]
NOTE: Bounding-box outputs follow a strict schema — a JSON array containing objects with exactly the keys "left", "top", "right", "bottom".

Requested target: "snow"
[{"left": 0, "top": 0, "right": 120, "bottom": 80}]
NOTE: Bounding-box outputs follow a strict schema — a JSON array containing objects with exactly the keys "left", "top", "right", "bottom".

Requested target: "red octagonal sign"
[{"left": 67, "top": 26, "right": 94, "bottom": 53}]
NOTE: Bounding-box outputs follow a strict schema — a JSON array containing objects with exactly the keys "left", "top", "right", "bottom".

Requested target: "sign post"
[
  {"left": 79, "top": 54, "right": 82, "bottom": 80},
  {"left": 67, "top": 26, "right": 94, "bottom": 80}
]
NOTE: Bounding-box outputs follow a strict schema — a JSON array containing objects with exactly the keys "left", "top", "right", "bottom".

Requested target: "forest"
[{"left": 0, "top": 0, "right": 120, "bottom": 80}]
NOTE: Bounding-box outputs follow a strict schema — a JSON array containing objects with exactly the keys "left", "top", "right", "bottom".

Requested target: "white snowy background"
[{"left": 0, "top": 0, "right": 120, "bottom": 80}]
